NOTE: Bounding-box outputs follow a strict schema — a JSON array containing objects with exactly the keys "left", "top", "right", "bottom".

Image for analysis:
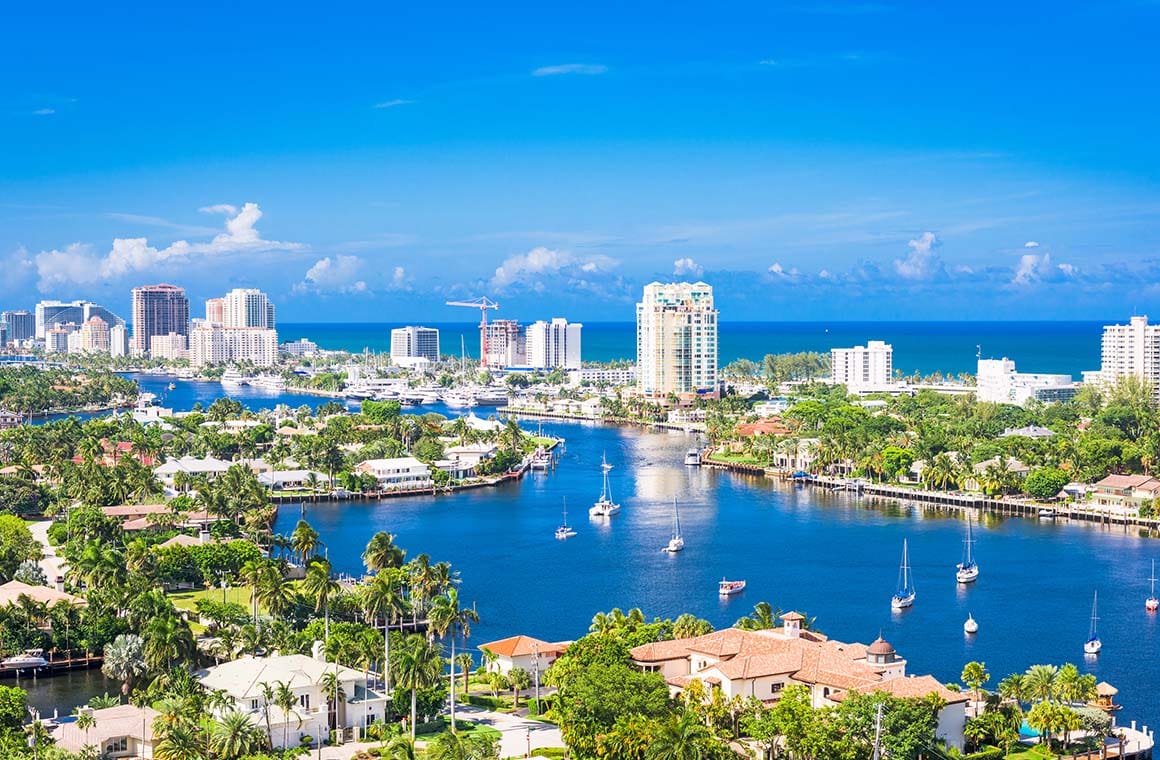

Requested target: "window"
[
  {"left": 771, "top": 682, "right": 783, "bottom": 695},
  {"left": 299, "top": 694, "right": 311, "bottom": 710},
  {"left": 106, "top": 737, "right": 128, "bottom": 753},
  {"left": 250, "top": 699, "right": 259, "bottom": 711}
]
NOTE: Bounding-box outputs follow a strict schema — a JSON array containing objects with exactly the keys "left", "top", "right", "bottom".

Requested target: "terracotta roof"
[
  {"left": 0, "top": 580, "right": 85, "bottom": 608},
  {"left": 1095, "top": 474, "right": 1158, "bottom": 490},
  {"left": 479, "top": 635, "right": 568, "bottom": 659},
  {"left": 102, "top": 504, "right": 170, "bottom": 518},
  {"left": 831, "top": 674, "right": 969, "bottom": 704},
  {"left": 781, "top": 611, "right": 806, "bottom": 622},
  {"left": 866, "top": 636, "right": 895, "bottom": 656},
  {"left": 1096, "top": 681, "right": 1118, "bottom": 696},
  {"left": 735, "top": 420, "right": 791, "bottom": 437}
]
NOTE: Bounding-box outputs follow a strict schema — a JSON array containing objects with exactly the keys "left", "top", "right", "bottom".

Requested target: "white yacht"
[
  {"left": 964, "top": 614, "right": 979, "bottom": 634},
  {"left": 1, "top": 649, "right": 47, "bottom": 670},
  {"left": 684, "top": 448, "right": 701, "bottom": 466},
  {"left": 589, "top": 454, "right": 621, "bottom": 517},
  {"left": 663, "top": 498, "right": 685, "bottom": 553},
  {"left": 220, "top": 368, "right": 247, "bottom": 387},
  {"left": 555, "top": 498, "right": 577, "bottom": 540},
  {"left": 718, "top": 578, "right": 746, "bottom": 596}
]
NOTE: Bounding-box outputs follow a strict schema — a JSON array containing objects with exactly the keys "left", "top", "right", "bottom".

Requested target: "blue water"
[{"left": 282, "top": 321, "right": 1105, "bottom": 377}]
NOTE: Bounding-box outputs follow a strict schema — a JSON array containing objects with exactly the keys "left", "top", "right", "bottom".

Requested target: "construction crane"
[{"left": 445, "top": 297, "right": 500, "bottom": 368}]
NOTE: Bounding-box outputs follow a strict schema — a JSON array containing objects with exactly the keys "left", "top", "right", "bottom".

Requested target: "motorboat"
[
  {"left": 589, "top": 454, "right": 621, "bottom": 517},
  {"left": 220, "top": 369, "right": 247, "bottom": 387},
  {"left": 718, "top": 578, "right": 746, "bottom": 596},
  {"left": 891, "top": 538, "right": 916, "bottom": 610},
  {"left": 1, "top": 649, "right": 47, "bottom": 670},
  {"left": 956, "top": 515, "right": 979, "bottom": 584},
  {"left": 1084, "top": 591, "right": 1102, "bottom": 655},
  {"left": 663, "top": 499, "right": 685, "bottom": 553},
  {"left": 684, "top": 448, "right": 701, "bottom": 466},
  {"left": 1038, "top": 508, "right": 1056, "bottom": 520},
  {"left": 530, "top": 449, "right": 553, "bottom": 470},
  {"left": 964, "top": 614, "right": 979, "bottom": 634}
]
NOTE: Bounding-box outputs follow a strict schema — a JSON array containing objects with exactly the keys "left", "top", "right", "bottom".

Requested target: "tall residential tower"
[
  {"left": 636, "top": 282, "right": 718, "bottom": 399},
  {"left": 131, "top": 284, "right": 190, "bottom": 355}
]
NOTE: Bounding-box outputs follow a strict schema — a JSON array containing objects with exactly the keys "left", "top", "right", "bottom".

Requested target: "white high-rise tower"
[{"left": 635, "top": 282, "right": 718, "bottom": 398}]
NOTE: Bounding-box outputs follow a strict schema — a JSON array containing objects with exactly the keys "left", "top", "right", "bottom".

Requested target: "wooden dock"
[{"left": 0, "top": 651, "right": 101, "bottom": 680}]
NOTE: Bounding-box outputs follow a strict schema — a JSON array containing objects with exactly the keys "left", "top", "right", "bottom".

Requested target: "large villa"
[{"left": 629, "top": 611, "right": 967, "bottom": 751}]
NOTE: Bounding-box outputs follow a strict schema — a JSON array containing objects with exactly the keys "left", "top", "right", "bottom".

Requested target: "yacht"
[
  {"left": 956, "top": 515, "right": 979, "bottom": 584},
  {"left": 663, "top": 499, "right": 685, "bottom": 553},
  {"left": 251, "top": 375, "right": 286, "bottom": 392},
  {"left": 555, "top": 499, "right": 577, "bottom": 540},
  {"left": 964, "top": 614, "right": 979, "bottom": 634},
  {"left": 442, "top": 390, "right": 475, "bottom": 409},
  {"left": 684, "top": 448, "right": 701, "bottom": 466},
  {"left": 1084, "top": 591, "right": 1102, "bottom": 655},
  {"left": 891, "top": 538, "right": 916, "bottom": 609},
  {"left": 530, "top": 449, "right": 553, "bottom": 470},
  {"left": 220, "top": 369, "right": 247, "bottom": 387},
  {"left": 718, "top": 578, "right": 746, "bottom": 596},
  {"left": 473, "top": 387, "right": 509, "bottom": 407},
  {"left": 589, "top": 454, "right": 621, "bottom": 517},
  {"left": 1, "top": 649, "right": 47, "bottom": 670}
]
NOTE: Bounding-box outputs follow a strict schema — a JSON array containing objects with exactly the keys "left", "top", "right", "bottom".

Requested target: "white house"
[
  {"left": 630, "top": 613, "right": 966, "bottom": 752},
  {"left": 479, "top": 635, "right": 570, "bottom": 677},
  {"left": 153, "top": 455, "right": 233, "bottom": 487},
  {"left": 50, "top": 704, "right": 158, "bottom": 758},
  {"left": 257, "top": 469, "right": 330, "bottom": 490},
  {"left": 354, "top": 457, "right": 433, "bottom": 490},
  {"left": 443, "top": 442, "right": 498, "bottom": 470},
  {"left": 197, "top": 643, "right": 389, "bottom": 749}
]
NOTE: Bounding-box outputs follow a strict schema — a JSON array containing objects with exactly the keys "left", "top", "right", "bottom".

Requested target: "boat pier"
[{"left": 0, "top": 650, "right": 102, "bottom": 680}]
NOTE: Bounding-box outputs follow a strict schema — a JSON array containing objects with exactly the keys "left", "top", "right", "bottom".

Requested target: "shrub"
[{"left": 964, "top": 748, "right": 1004, "bottom": 760}]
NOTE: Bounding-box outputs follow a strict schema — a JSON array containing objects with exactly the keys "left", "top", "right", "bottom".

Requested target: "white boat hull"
[
  {"left": 891, "top": 593, "right": 915, "bottom": 610},
  {"left": 1147, "top": 597, "right": 1159, "bottom": 612},
  {"left": 956, "top": 564, "right": 979, "bottom": 584},
  {"left": 964, "top": 618, "right": 979, "bottom": 634},
  {"left": 719, "top": 580, "right": 746, "bottom": 596},
  {"left": 589, "top": 503, "right": 620, "bottom": 517},
  {"left": 1084, "top": 639, "right": 1102, "bottom": 655},
  {"left": 664, "top": 538, "right": 685, "bottom": 553}
]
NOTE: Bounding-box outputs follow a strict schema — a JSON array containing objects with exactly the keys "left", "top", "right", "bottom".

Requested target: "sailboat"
[
  {"left": 891, "top": 539, "right": 916, "bottom": 609},
  {"left": 964, "top": 614, "right": 979, "bottom": 634},
  {"left": 555, "top": 498, "right": 576, "bottom": 540},
  {"left": 589, "top": 454, "right": 621, "bottom": 517},
  {"left": 1147, "top": 561, "right": 1159, "bottom": 612},
  {"left": 1084, "top": 591, "right": 1102, "bottom": 655},
  {"left": 663, "top": 498, "right": 685, "bottom": 553},
  {"left": 956, "top": 515, "right": 979, "bottom": 583}
]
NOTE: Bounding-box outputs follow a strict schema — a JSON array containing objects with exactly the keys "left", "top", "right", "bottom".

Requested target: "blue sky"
[{"left": 3, "top": 1, "right": 1160, "bottom": 322}]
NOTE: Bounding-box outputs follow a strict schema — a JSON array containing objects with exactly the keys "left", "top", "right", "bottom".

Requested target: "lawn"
[{"left": 169, "top": 585, "right": 255, "bottom": 611}]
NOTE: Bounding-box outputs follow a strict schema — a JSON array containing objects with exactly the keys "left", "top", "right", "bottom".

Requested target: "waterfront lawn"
[
  {"left": 707, "top": 451, "right": 764, "bottom": 466},
  {"left": 169, "top": 586, "right": 256, "bottom": 632}
]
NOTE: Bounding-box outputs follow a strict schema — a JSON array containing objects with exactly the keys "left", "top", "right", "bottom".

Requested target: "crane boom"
[{"left": 445, "top": 297, "right": 500, "bottom": 368}]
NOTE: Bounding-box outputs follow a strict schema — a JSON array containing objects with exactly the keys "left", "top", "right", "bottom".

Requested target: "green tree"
[
  {"left": 555, "top": 663, "right": 673, "bottom": 758},
  {"left": 211, "top": 710, "right": 267, "bottom": 760},
  {"left": 1023, "top": 467, "right": 1069, "bottom": 500},
  {"left": 394, "top": 634, "right": 443, "bottom": 739},
  {"left": 102, "top": 633, "right": 147, "bottom": 697},
  {"left": 961, "top": 661, "right": 990, "bottom": 705},
  {"left": 0, "top": 514, "right": 42, "bottom": 582}
]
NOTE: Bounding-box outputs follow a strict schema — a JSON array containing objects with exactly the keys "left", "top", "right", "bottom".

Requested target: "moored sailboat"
[
  {"left": 956, "top": 515, "right": 979, "bottom": 584},
  {"left": 664, "top": 498, "right": 685, "bottom": 553},
  {"left": 1084, "top": 591, "right": 1102, "bottom": 655},
  {"left": 589, "top": 454, "right": 621, "bottom": 517},
  {"left": 1147, "top": 560, "right": 1159, "bottom": 612},
  {"left": 555, "top": 498, "right": 576, "bottom": 540},
  {"left": 891, "top": 538, "right": 916, "bottom": 609}
]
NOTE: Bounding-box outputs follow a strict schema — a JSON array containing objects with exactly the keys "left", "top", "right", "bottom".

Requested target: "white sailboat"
[
  {"left": 891, "top": 538, "right": 916, "bottom": 609},
  {"left": 1147, "top": 560, "right": 1159, "bottom": 612},
  {"left": 964, "top": 614, "right": 979, "bottom": 634},
  {"left": 555, "top": 498, "right": 576, "bottom": 540},
  {"left": 589, "top": 454, "right": 621, "bottom": 517},
  {"left": 956, "top": 515, "right": 979, "bottom": 584},
  {"left": 664, "top": 498, "right": 685, "bottom": 553},
  {"left": 1084, "top": 591, "right": 1102, "bottom": 655}
]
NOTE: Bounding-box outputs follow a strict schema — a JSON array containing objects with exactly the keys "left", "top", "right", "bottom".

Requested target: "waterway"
[{"left": 26, "top": 373, "right": 1160, "bottom": 726}]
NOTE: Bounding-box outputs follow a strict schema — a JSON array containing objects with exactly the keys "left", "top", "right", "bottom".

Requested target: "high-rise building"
[
  {"left": 1084, "top": 315, "right": 1160, "bottom": 403},
  {"left": 149, "top": 332, "right": 189, "bottom": 360},
  {"left": 976, "top": 358, "right": 1076, "bottom": 405},
  {"left": 131, "top": 284, "right": 190, "bottom": 355},
  {"left": 109, "top": 324, "right": 130, "bottom": 358},
  {"left": 636, "top": 282, "right": 718, "bottom": 398},
  {"left": 525, "top": 318, "right": 582, "bottom": 370},
  {"left": 35, "top": 300, "right": 124, "bottom": 339},
  {"left": 205, "top": 298, "right": 225, "bottom": 325},
  {"left": 77, "top": 316, "right": 111, "bottom": 354},
  {"left": 1, "top": 310, "right": 34, "bottom": 344},
  {"left": 484, "top": 320, "right": 525, "bottom": 368},
  {"left": 45, "top": 327, "right": 70, "bottom": 354},
  {"left": 831, "top": 341, "right": 894, "bottom": 389},
  {"left": 222, "top": 288, "right": 275, "bottom": 329},
  {"left": 390, "top": 326, "right": 440, "bottom": 363},
  {"left": 189, "top": 326, "right": 278, "bottom": 367}
]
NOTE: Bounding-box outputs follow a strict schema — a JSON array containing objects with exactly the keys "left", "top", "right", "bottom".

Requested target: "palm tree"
[
  {"left": 274, "top": 680, "right": 299, "bottom": 749},
  {"left": 455, "top": 652, "right": 475, "bottom": 694},
  {"left": 363, "top": 531, "right": 406, "bottom": 571},
  {"left": 74, "top": 709, "right": 96, "bottom": 753},
  {"left": 385, "top": 735, "right": 418, "bottom": 760},
  {"left": 1024, "top": 664, "right": 1060, "bottom": 704},
  {"left": 394, "top": 633, "right": 443, "bottom": 739},
  {"left": 143, "top": 613, "right": 197, "bottom": 672},
  {"left": 427, "top": 730, "right": 499, "bottom": 760},
  {"left": 302, "top": 557, "right": 341, "bottom": 619},
  {"left": 429, "top": 588, "right": 479, "bottom": 730},
  {"left": 998, "top": 673, "right": 1026, "bottom": 711},
  {"left": 211, "top": 711, "right": 266, "bottom": 760},
  {"left": 321, "top": 671, "right": 347, "bottom": 733},
  {"left": 102, "top": 633, "right": 147, "bottom": 697},
  {"left": 961, "top": 661, "right": 990, "bottom": 705},
  {"left": 734, "top": 601, "right": 780, "bottom": 631},
  {"left": 508, "top": 666, "right": 532, "bottom": 708},
  {"left": 647, "top": 710, "right": 720, "bottom": 760},
  {"left": 290, "top": 519, "right": 321, "bottom": 563},
  {"left": 360, "top": 568, "right": 409, "bottom": 697}
]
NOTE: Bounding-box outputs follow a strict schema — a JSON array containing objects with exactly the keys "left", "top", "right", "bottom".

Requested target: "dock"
[{"left": 0, "top": 650, "right": 101, "bottom": 680}]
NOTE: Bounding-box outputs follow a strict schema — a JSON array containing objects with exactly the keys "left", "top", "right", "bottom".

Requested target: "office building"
[
  {"left": 832, "top": 341, "right": 894, "bottom": 389},
  {"left": 77, "top": 316, "right": 111, "bottom": 354},
  {"left": 636, "top": 282, "right": 718, "bottom": 398},
  {"left": 390, "top": 326, "right": 440, "bottom": 363},
  {"left": 977, "top": 358, "right": 1076, "bottom": 405},
  {"left": 150, "top": 332, "right": 189, "bottom": 360},
  {"left": 525, "top": 318, "right": 582, "bottom": 370},
  {"left": 109, "top": 324, "right": 130, "bottom": 358},
  {"left": 484, "top": 319, "right": 526, "bottom": 368},
  {"left": 131, "top": 284, "right": 190, "bottom": 355},
  {"left": 222, "top": 288, "right": 275, "bottom": 329},
  {"left": 1, "top": 310, "right": 34, "bottom": 344},
  {"left": 35, "top": 300, "right": 123, "bottom": 339},
  {"left": 282, "top": 338, "right": 319, "bottom": 357},
  {"left": 189, "top": 326, "right": 278, "bottom": 367},
  {"left": 205, "top": 298, "right": 225, "bottom": 325}
]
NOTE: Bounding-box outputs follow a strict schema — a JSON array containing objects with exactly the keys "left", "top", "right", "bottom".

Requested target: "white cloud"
[
  {"left": 391, "top": 266, "right": 407, "bottom": 289},
  {"left": 532, "top": 63, "right": 608, "bottom": 77},
  {"left": 1023, "top": 240, "right": 1040, "bottom": 248},
  {"left": 892, "top": 231, "right": 944, "bottom": 280},
  {"left": 1011, "top": 252, "right": 1076, "bottom": 286},
  {"left": 32, "top": 108, "right": 55, "bottom": 116},
  {"left": 490, "top": 246, "right": 618, "bottom": 292},
  {"left": 199, "top": 204, "right": 238, "bottom": 215},
  {"left": 297, "top": 255, "right": 368, "bottom": 294},
  {"left": 673, "top": 257, "right": 703, "bottom": 277},
  {"left": 32, "top": 202, "right": 303, "bottom": 292},
  {"left": 373, "top": 99, "right": 413, "bottom": 109},
  {"left": 768, "top": 262, "right": 801, "bottom": 279}
]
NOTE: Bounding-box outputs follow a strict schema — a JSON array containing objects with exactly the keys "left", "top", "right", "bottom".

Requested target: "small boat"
[
  {"left": 167, "top": 382, "right": 176, "bottom": 391},
  {"left": 964, "top": 614, "right": 979, "bottom": 634},
  {"left": 530, "top": 450, "right": 553, "bottom": 470},
  {"left": 718, "top": 578, "right": 746, "bottom": 596},
  {"left": 1148, "top": 560, "right": 1159, "bottom": 612},
  {"left": 956, "top": 515, "right": 979, "bottom": 584},
  {"left": 891, "top": 538, "right": 916, "bottom": 610},
  {"left": 1084, "top": 591, "right": 1102, "bottom": 655},
  {"left": 589, "top": 454, "right": 621, "bottom": 517},
  {"left": 1038, "top": 508, "right": 1056, "bottom": 520},
  {"left": 684, "top": 448, "right": 701, "bottom": 466},
  {"left": 663, "top": 498, "right": 685, "bottom": 553},
  {"left": 555, "top": 498, "right": 576, "bottom": 540},
  {"left": 1, "top": 649, "right": 47, "bottom": 670}
]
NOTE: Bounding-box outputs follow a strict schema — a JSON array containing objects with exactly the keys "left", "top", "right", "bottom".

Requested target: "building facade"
[
  {"left": 390, "top": 326, "right": 440, "bottom": 362},
  {"left": 109, "top": 324, "right": 130, "bottom": 357},
  {"left": 222, "top": 288, "right": 276, "bottom": 329},
  {"left": 282, "top": 337, "right": 319, "bottom": 357},
  {"left": 35, "top": 300, "right": 123, "bottom": 339},
  {"left": 636, "top": 282, "right": 718, "bottom": 398},
  {"left": 45, "top": 327, "right": 70, "bottom": 354},
  {"left": 831, "top": 340, "right": 893, "bottom": 389},
  {"left": 131, "top": 284, "right": 190, "bottom": 354},
  {"left": 1, "top": 310, "right": 34, "bottom": 344},
  {"left": 525, "top": 318, "right": 582, "bottom": 370},
  {"left": 205, "top": 297, "right": 225, "bottom": 325},
  {"left": 189, "top": 326, "right": 279, "bottom": 367},
  {"left": 77, "top": 316, "right": 111, "bottom": 353},
  {"left": 484, "top": 319, "right": 525, "bottom": 368},
  {"left": 1085, "top": 316, "right": 1160, "bottom": 403},
  {"left": 976, "top": 358, "right": 1076, "bottom": 405}
]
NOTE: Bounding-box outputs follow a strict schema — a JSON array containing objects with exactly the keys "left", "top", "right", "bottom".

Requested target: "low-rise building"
[
  {"left": 977, "top": 358, "right": 1076, "bottom": 405},
  {"left": 153, "top": 455, "right": 233, "bottom": 486},
  {"left": 354, "top": 457, "right": 433, "bottom": 490},
  {"left": 50, "top": 704, "right": 158, "bottom": 758},
  {"left": 479, "top": 635, "right": 570, "bottom": 677},
  {"left": 962, "top": 456, "right": 1030, "bottom": 492},
  {"left": 1091, "top": 475, "right": 1160, "bottom": 511},
  {"left": 0, "top": 408, "right": 22, "bottom": 430},
  {"left": 257, "top": 469, "right": 330, "bottom": 491}
]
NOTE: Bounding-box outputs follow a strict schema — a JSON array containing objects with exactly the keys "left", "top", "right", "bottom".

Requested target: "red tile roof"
[{"left": 479, "top": 635, "right": 568, "bottom": 658}]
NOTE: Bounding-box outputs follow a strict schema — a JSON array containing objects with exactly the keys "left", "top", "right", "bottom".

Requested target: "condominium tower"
[
  {"left": 390, "top": 326, "right": 440, "bottom": 363},
  {"left": 131, "top": 284, "right": 190, "bottom": 354},
  {"left": 1, "top": 310, "right": 34, "bottom": 344},
  {"left": 831, "top": 341, "right": 894, "bottom": 389},
  {"left": 1085, "top": 315, "right": 1160, "bottom": 403},
  {"left": 636, "top": 282, "right": 718, "bottom": 398},
  {"left": 525, "top": 318, "right": 582, "bottom": 370},
  {"left": 484, "top": 319, "right": 525, "bottom": 368},
  {"left": 222, "top": 288, "right": 276, "bottom": 329}
]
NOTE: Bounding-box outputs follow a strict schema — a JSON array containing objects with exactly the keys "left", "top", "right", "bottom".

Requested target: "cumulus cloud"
[
  {"left": 673, "top": 257, "right": 703, "bottom": 277},
  {"left": 373, "top": 99, "right": 413, "bottom": 109},
  {"left": 1011, "top": 252, "right": 1077, "bottom": 286},
  {"left": 1023, "top": 240, "right": 1040, "bottom": 248},
  {"left": 297, "top": 255, "right": 368, "bottom": 294},
  {"left": 490, "top": 246, "right": 618, "bottom": 292},
  {"left": 767, "top": 262, "right": 802, "bottom": 280},
  {"left": 892, "top": 231, "right": 945, "bottom": 280},
  {"left": 31, "top": 202, "right": 303, "bottom": 292},
  {"left": 390, "top": 266, "right": 407, "bottom": 289},
  {"left": 199, "top": 204, "right": 238, "bottom": 215},
  {"left": 532, "top": 63, "right": 608, "bottom": 77}
]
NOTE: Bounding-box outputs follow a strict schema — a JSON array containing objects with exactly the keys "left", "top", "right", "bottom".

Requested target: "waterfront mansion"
[{"left": 629, "top": 611, "right": 967, "bottom": 752}]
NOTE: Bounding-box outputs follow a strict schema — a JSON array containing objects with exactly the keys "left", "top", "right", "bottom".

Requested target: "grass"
[
  {"left": 168, "top": 586, "right": 257, "bottom": 634},
  {"left": 707, "top": 451, "right": 764, "bottom": 465}
]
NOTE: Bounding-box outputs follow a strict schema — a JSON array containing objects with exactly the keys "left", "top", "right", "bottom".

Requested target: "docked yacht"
[
  {"left": 1, "top": 649, "right": 47, "bottom": 670},
  {"left": 220, "top": 368, "right": 247, "bottom": 387},
  {"left": 684, "top": 448, "right": 701, "bottom": 466}
]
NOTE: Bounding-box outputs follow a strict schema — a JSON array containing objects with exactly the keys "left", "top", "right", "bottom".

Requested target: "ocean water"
[{"left": 283, "top": 321, "right": 1106, "bottom": 378}]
